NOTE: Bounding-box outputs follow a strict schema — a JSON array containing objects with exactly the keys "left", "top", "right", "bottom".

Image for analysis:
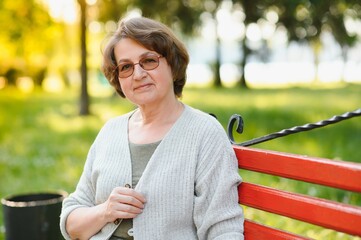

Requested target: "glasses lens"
[
  {"left": 117, "top": 62, "right": 133, "bottom": 78},
  {"left": 116, "top": 55, "right": 161, "bottom": 78},
  {"left": 140, "top": 56, "right": 160, "bottom": 70}
]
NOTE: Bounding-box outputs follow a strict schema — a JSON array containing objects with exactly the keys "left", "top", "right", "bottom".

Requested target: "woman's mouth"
[{"left": 134, "top": 83, "right": 152, "bottom": 91}]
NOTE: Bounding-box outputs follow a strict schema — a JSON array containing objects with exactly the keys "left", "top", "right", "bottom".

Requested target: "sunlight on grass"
[
  {"left": 16, "top": 77, "right": 34, "bottom": 93},
  {"left": 41, "top": 111, "right": 101, "bottom": 133},
  {"left": 0, "top": 77, "right": 7, "bottom": 90},
  {"left": 42, "top": 74, "right": 66, "bottom": 92}
]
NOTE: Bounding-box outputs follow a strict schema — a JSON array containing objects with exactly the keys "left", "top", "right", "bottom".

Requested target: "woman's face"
[{"left": 114, "top": 38, "right": 175, "bottom": 107}]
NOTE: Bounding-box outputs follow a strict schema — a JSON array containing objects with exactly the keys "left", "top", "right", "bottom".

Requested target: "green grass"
[{"left": 1, "top": 84, "right": 360, "bottom": 239}]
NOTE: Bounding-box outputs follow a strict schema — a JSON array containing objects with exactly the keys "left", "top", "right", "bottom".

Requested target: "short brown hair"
[{"left": 102, "top": 17, "right": 189, "bottom": 98}]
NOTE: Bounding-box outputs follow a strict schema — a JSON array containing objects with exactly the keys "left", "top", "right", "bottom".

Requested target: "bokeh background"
[{"left": 1, "top": 0, "right": 360, "bottom": 239}]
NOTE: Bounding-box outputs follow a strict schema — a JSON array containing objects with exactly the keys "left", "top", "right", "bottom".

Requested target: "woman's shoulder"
[
  {"left": 182, "top": 105, "right": 234, "bottom": 152},
  {"left": 95, "top": 111, "right": 134, "bottom": 138},
  {"left": 184, "top": 105, "right": 223, "bottom": 129},
  {"left": 103, "top": 111, "right": 134, "bottom": 127},
  {"left": 180, "top": 105, "right": 229, "bottom": 142}
]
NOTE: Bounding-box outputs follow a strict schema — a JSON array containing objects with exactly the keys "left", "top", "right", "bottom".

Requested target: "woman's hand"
[
  {"left": 103, "top": 186, "right": 147, "bottom": 223},
  {"left": 65, "top": 187, "right": 146, "bottom": 239}
]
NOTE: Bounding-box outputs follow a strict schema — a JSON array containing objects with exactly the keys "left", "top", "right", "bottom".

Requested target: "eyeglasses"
[{"left": 115, "top": 54, "right": 163, "bottom": 78}]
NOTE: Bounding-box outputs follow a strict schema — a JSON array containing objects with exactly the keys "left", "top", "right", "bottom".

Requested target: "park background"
[{"left": 0, "top": 0, "right": 361, "bottom": 239}]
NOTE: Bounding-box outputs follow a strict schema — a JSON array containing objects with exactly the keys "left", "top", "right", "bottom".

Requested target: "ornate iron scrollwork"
[{"left": 227, "top": 108, "right": 361, "bottom": 147}]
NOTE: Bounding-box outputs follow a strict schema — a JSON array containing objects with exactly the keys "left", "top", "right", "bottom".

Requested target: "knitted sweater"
[{"left": 60, "top": 105, "right": 244, "bottom": 240}]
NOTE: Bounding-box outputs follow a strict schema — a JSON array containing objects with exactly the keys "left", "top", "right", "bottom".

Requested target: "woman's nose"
[{"left": 132, "top": 64, "right": 147, "bottom": 80}]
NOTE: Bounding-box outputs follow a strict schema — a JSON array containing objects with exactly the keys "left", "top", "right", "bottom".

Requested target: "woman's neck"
[
  {"left": 136, "top": 98, "right": 183, "bottom": 125},
  {"left": 128, "top": 99, "right": 184, "bottom": 144}
]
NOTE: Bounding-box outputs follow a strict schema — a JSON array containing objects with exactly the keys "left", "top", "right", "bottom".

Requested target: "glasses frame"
[{"left": 114, "top": 54, "right": 163, "bottom": 79}]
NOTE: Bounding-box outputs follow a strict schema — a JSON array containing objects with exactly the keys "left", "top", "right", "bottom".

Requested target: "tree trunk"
[
  {"left": 311, "top": 41, "right": 321, "bottom": 83},
  {"left": 213, "top": 35, "right": 222, "bottom": 87},
  {"left": 212, "top": 15, "right": 222, "bottom": 88},
  {"left": 341, "top": 46, "right": 348, "bottom": 82},
  {"left": 78, "top": 0, "right": 90, "bottom": 116},
  {"left": 239, "top": 39, "right": 249, "bottom": 89}
]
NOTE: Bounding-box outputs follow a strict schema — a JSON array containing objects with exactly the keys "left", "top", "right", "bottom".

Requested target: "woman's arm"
[
  {"left": 65, "top": 203, "right": 107, "bottom": 240},
  {"left": 65, "top": 187, "right": 146, "bottom": 240},
  {"left": 193, "top": 125, "right": 244, "bottom": 240}
]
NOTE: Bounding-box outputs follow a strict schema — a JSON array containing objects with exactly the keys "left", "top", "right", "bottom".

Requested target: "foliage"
[
  {"left": 0, "top": 0, "right": 58, "bottom": 86},
  {"left": 275, "top": 0, "right": 360, "bottom": 45},
  {"left": 94, "top": 0, "right": 204, "bottom": 35},
  {"left": 1, "top": 0, "right": 361, "bottom": 93},
  {"left": 0, "top": 84, "right": 360, "bottom": 239},
  {"left": 231, "top": 0, "right": 361, "bottom": 86}
]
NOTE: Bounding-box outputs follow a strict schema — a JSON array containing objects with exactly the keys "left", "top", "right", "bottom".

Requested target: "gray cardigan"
[{"left": 60, "top": 105, "right": 244, "bottom": 240}]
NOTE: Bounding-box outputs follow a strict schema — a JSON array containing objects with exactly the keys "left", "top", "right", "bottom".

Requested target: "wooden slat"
[
  {"left": 244, "top": 220, "right": 310, "bottom": 240},
  {"left": 238, "top": 182, "right": 361, "bottom": 237},
  {"left": 234, "top": 146, "right": 361, "bottom": 192}
]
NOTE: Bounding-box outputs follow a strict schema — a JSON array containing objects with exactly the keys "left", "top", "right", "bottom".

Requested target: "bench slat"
[
  {"left": 239, "top": 182, "right": 361, "bottom": 237},
  {"left": 234, "top": 146, "right": 361, "bottom": 192},
  {"left": 244, "top": 220, "right": 310, "bottom": 240}
]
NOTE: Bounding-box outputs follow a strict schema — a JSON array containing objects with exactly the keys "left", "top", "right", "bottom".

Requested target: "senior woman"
[{"left": 60, "top": 16, "right": 244, "bottom": 240}]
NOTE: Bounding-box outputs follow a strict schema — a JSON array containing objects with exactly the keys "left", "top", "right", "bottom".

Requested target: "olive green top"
[{"left": 112, "top": 141, "right": 161, "bottom": 239}]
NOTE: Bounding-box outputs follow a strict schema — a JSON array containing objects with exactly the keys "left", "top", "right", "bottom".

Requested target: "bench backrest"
[{"left": 234, "top": 145, "right": 361, "bottom": 239}]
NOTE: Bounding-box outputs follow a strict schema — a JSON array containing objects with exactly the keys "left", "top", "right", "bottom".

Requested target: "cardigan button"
[
  {"left": 114, "top": 219, "right": 120, "bottom": 225},
  {"left": 124, "top": 183, "right": 132, "bottom": 188},
  {"left": 127, "top": 228, "right": 134, "bottom": 236}
]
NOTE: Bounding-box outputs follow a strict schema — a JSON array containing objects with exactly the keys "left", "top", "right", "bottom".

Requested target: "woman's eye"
[
  {"left": 120, "top": 64, "right": 132, "bottom": 72},
  {"left": 142, "top": 57, "right": 157, "bottom": 64}
]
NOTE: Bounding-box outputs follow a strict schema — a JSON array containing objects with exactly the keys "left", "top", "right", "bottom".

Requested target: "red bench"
[{"left": 235, "top": 145, "right": 361, "bottom": 239}]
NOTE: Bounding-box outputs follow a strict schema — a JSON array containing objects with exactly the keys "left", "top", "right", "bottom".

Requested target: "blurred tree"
[
  {"left": 0, "top": 0, "right": 55, "bottom": 86},
  {"left": 230, "top": 0, "right": 360, "bottom": 87},
  {"left": 231, "top": 0, "right": 271, "bottom": 89},
  {"left": 276, "top": 0, "right": 360, "bottom": 81},
  {"left": 131, "top": 0, "right": 202, "bottom": 34},
  {"left": 199, "top": 0, "right": 223, "bottom": 87},
  {"left": 93, "top": 0, "right": 204, "bottom": 41},
  {"left": 78, "top": 0, "right": 90, "bottom": 115},
  {"left": 96, "top": 0, "right": 129, "bottom": 22},
  {"left": 321, "top": 0, "right": 360, "bottom": 81}
]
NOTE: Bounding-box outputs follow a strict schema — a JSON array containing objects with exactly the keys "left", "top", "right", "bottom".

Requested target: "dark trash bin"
[{"left": 1, "top": 191, "right": 67, "bottom": 240}]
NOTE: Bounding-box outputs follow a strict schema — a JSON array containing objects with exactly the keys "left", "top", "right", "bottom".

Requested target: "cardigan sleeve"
[
  {"left": 59, "top": 143, "right": 97, "bottom": 240},
  {"left": 193, "top": 121, "right": 244, "bottom": 240},
  {"left": 59, "top": 115, "right": 131, "bottom": 240}
]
